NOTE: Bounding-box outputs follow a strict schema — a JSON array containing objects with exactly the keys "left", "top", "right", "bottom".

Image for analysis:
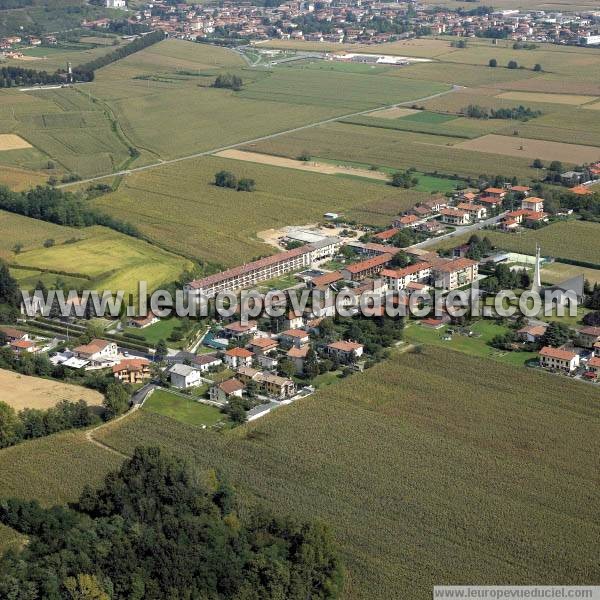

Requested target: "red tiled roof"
[
  {"left": 225, "top": 320, "right": 257, "bottom": 333},
  {"left": 0, "top": 327, "right": 26, "bottom": 339},
  {"left": 478, "top": 196, "right": 502, "bottom": 205},
  {"left": 433, "top": 258, "right": 478, "bottom": 273},
  {"left": 539, "top": 346, "right": 577, "bottom": 360},
  {"left": 440, "top": 208, "right": 468, "bottom": 217},
  {"left": 74, "top": 339, "right": 112, "bottom": 355},
  {"left": 580, "top": 326, "right": 600, "bottom": 337},
  {"left": 219, "top": 378, "right": 245, "bottom": 394},
  {"left": 225, "top": 347, "right": 253, "bottom": 358},
  {"left": 343, "top": 253, "right": 393, "bottom": 274},
  {"left": 328, "top": 340, "right": 363, "bottom": 352},
  {"left": 382, "top": 261, "right": 431, "bottom": 279},
  {"left": 373, "top": 228, "right": 399, "bottom": 240},
  {"left": 112, "top": 358, "right": 149, "bottom": 373},
  {"left": 287, "top": 346, "right": 309, "bottom": 358},
  {"left": 311, "top": 271, "right": 343, "bottom": 287},
  {"left": 484, "top": 187, "right": 506, "bottom": 195},
  {"left": 570, "top": 185, "right": 592, "bottom": 196},
  {"left": 281, "top": 329, "right": 309, "bottom": 338},
  {"left": 11, "top": 340, "right": 34, "bottom": 349},
  {"left": 250, "top": 336, "right": 278, "bottom": 348},
  {"left": 588, "top": 356, "right": 600, "bottom": 368}
]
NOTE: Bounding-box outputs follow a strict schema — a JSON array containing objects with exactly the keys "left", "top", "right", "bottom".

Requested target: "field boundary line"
[{"left": 58, "top": 85, "right": 460, "bottom": 188}]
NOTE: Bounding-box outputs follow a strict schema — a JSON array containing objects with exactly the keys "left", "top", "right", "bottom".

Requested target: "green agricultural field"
[
  {"left": 143, "top": 389, "right": 225, "bottom": 428},
  {"left": 541, "top": 262, "right": 600, "bottom": 286},
  {"left": 246, "top": 122, "right": 540, "bottom": 181},
  {"left": 12, "top": 226, "right": 192, "bottom": 295},
  {"left": 0, "top": 430, "right": 120, "bottom": 506},
  {"left": 92, "top": 155, "right": 426, "bottom": 266},
  {"left": 404, "top": 320, "right": 538, "bottom": 367},
  {"left": 0, "top": 87, "right": 133, "bottom": 177},
  {"left": 94, "top": 347, "right": 600, "bottom": 600},
  {"left": 10, "top": 266, "right": 88, "bottom": 292},
  {"left": 0, "top": 209, "right": 87, "bottom": 260},
  {"left": 238, "top": 66, "right": 449, "bottom": 111},
  {"left": 432, "top": 221, "right": 600, "bottom": 266}
]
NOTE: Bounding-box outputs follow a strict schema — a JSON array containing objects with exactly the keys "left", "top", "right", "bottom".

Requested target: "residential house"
[
  {"left": 310, "top": 271, "right": 343, "bottom": 288},
  {"left": 73, "top": 339, "right": 118, "bottom": 367},
  {"left": 287, "top": 345, "right": 309, "bottom": 374},
  {"left": 417, "top": 220, "right": 443, "bottom": 235},
  {"left": 393, "top": 215, "right": 422, "bottom": 229},
  {"left": 10, "top": 339, "right": 38, "bottom": 355},
  {"left": 483, "top": 187, "right": 507, "bottom": 199},
  {"left": 209, "top": 378, "right": 245, "bottom": 403},
  {"left": 577, "top": 326, "right": 600, "bottom": 349},
  {"left": 249, "top": 336, "right": 279, "bottom": 355},
  {"left": 127, "top": 312, "right": 159, "bottom": 329},
  {"left": 223, "top": 320, "right": 258, "bottom": 338},
  {"left": 432, "top": 258, "right": 479, "bottom": 290},
  {"left": 327, "top": 340, "right": 364, "bottom": 361},
  {"left": 456, "top": 203, "right": 487, "bottom": 220},
  {"left": 169, "top": 363, "right": 202, "bottom": 388},
  {"left": 373, "top": 227, "right": 399, "bottom": 242},
  {"left": 279, "top": 329, "right": 310, "bottom": 348},
  {"left": 340, "top": 253, "right": 393, "bottom": 281},
  {"left": 538, "top": 346, "right": 580, "bottom": 372},
  {"left": 0, "top": 327, "right": 29, "bottom": 343},
  {"left": 440, "top": 208, "right": 470, "bottom": 226},
  {"left": 478, "top": 196, "right": 503, "bottom": 209},
  {"left": 112, "top": 359, "right": 151, "bottom": 384},
  {"left": 192, "top": 353, "right": 222, "bottom": 372},
  {"left": 282, "top": 310, "right": 304, "bottom": 330},
  {"left": 511, "top": 185, "right": 531, "bottom": 195},
  {"left": 586, "top": 356, "right": 600, "bottom": 379},
  {"left": 257, "top": 372, "right": 296, "bottom": 399},
  {"left": 521, "top": 197, "right": 544, "bottom": 212},
  {"left": 223, "top": 347, "right": 254, "bottom": 368},
  {"left": 517, "top": 323, "right": 548, "bottom": 343}
]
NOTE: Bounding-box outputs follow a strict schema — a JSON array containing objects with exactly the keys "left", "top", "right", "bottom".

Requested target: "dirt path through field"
[{"left": 215, "top": 149, "right": 390, "bottom": 182}]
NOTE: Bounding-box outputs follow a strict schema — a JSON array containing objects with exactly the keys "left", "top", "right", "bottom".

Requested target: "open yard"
[
  {"left": 143, "top": 388, "right": 224, "bottom": 427},
  {"left": 93, "top": 346, "right": 600, "bottom": 600},
  {"left": 0, "top": 134, "right": 32, "bottom": 151},
  {"left": 541, "top": 262, "right": 600, "bottom": 286},
  {"left": 12, "top": 226, "right": 192, "bottom": 295},
  {"left": 404, "top": 320, "right": 538, "bottom": 367},
  {"left": 0, "top": 368, "right": 104, "bottom": 411}
]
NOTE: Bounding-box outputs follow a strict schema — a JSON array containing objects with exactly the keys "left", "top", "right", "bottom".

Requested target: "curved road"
[{"left": 59, "top": 85, "right": 462, "bottom": 189}]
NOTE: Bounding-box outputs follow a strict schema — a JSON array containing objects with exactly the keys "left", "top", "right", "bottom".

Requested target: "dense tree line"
[
  {"left": 0, "top": 261, "right": 20, "bottom": 323},
  {"left": 0, "top": 185, "right": 139, "bottom": 236},
  {"left": 0, "top": 446, "right": 344, "bottom": 599},
  {"left": 462, "top": 104, "right": 542, "bottom": 121},
  {"left": 214, "top": 170, "right": 256, "bottom": 192},
  {"left": 0, "top": 66, "right": 63, "bottom": 88},
  {"left": 72, "top": 30, "right": 165, "bottom": 82},
  {"left": 0, "top": 398, "right": 97, "bottom": 449}
]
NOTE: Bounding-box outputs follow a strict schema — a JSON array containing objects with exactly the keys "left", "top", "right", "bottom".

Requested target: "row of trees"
[
  {"left": 0, "top": 66, "right": 63, "bottom": 88},
  {"left": 462, "top": 103, "right": 542, "bottom": 121},
  {"left": 489, "top": 58, "right": 542, "bottom": 71},
  {"left": 0, "top": 446, "right": 344, "bottom": 599},
  {"left": 0, "top": 184, "right": 139, "bottom": 236}
]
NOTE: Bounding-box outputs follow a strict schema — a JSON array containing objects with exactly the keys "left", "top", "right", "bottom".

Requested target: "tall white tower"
[{"left": 531, "top": 244, "right": 542, "bottom": 294}]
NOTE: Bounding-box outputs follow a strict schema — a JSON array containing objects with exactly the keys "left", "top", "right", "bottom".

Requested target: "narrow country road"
[
  {"left": 85, "top": 384, "right": 156, "bottom": 457},
  {"left": 58, "top": 85, "right": 461, "bottom": 189}
]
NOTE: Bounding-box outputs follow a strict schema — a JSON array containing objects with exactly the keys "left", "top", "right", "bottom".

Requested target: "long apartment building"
[{"left": 186, "top": 244, "right": 320, "bottom": 297}]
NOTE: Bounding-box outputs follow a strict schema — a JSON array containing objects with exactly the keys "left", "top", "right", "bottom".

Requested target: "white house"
[
  {"left": 223, "top": 347, "right": 254, "bottom": 369},
  {"left": 73, "top": 339, "right": 118, "bottom": 368},
  {"left": 327, "top": 340, "right": 364, "bottom": 361},
  {"left": 192, "top": 353, "right": 222, "bottom": 372},
  {"left": 538, "top": 346, "right": 580, "bottom": 372},
  {"left": 169, "top": 364, "right": 202, "bottom": 389},
  {"left": 209, "top": 378, "right": 245, "bottom": 403}
]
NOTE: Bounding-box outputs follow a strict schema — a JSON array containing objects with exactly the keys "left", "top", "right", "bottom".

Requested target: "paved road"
[
  {"left": 58, "top": 85, "right": 461, "bottom": 189},
  {"left": 408, "top": 211, "right": 507, "bottom": 250}
]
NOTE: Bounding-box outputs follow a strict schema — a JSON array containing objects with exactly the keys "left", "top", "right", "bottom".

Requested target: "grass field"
[
  {"left": 12, "top": 226, "right": 192, "bottom": 295},
  {"left": 497, "top": 91, "right": 598, "bottom": 105},
  {"left": 0, "top": 209, "right": 88, "bottom": 260},
  {"left": 123, "top": 318, "right": 187, "bottom": 347},
  {"left": 404, "top": 320, "right": 538, "bottom": 367},
  {"left": 0, "top": 165, "right": 48, "bottom": 191},
  {"left": 0, "top": 429, "right": 121, "bottom": 506},
  {"left": 455, "top": 134, "right": 600, "bottom": 164},
  {"left": 541, "top": 262, "right": 600, "bottom": 286},
  {"left": 92, "top": 346, "right": 600, "bottom": 599},
  {"left": 0, "top": 368, "right": 103, "bottom": 411},
  {"left": 432, "top": 221, "right": 600, "bottom": 266},
  {"left": 143, "top": 388, "right": 224, "bottom": 427},
  {"left": 245, "top": 122, "right": 540, "bottom": 180},
  {"left": 92, "top": 155, "right": 426, "bottom": 266}
]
